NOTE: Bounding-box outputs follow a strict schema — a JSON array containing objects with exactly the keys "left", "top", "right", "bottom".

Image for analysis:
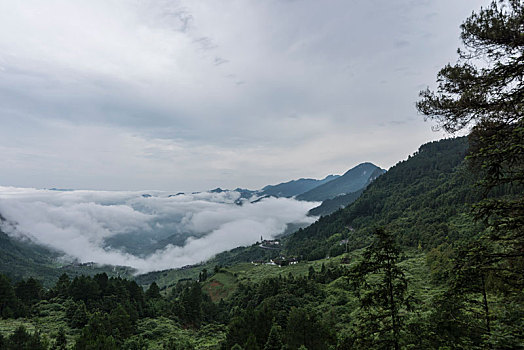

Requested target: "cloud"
[
  {"left": 0, "top": 186, "right": 318, "bottom": 273},
  {"left": 0, "top": 0, "right": 488, "bottom": 191}
]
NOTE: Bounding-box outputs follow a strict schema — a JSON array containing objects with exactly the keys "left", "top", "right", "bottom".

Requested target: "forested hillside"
[
  {"left": 286, "top": 137, "right": 483, "bottom": 260},
  {"left": 0, "top": 230, "right": 61, "bottom": 283},
  {"left": 307, "top": 166, "right": 385, "bottom": 217},
  {"left": 0, "top": 217, "right": 134, "bottom": 287}
]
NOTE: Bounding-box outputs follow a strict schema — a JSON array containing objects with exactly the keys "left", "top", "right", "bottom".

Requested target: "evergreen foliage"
[
  {"left": 286, "top": 136, "right": 478, "bottom": 260},
  {"left": 349, "top": 228, "right": 411, "bottom": 350},
  {"left": 263, "top": 324, "right": 283, "bottom": 350},
  {"left": 417, "top": 0, "right": 524, "bottom": 347}
]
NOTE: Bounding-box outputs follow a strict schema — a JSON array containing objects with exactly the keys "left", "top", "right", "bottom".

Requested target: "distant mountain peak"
[
  {"left": 259, "top": 174, "right": 340, "bottom": 198},
  {"left": 296, "top": 162, "right": 384, "bottom": 202}
]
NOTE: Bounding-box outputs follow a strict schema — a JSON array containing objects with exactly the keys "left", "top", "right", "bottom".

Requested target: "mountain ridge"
[
  {"left": 259, "top": 174, "right": 339, "bottom": 198},
  {"left": 296, "top": 162, "right": 385, "bottom": 202},
  {"left": 285, "top": 137, "right": 477, "bottom": 260}
]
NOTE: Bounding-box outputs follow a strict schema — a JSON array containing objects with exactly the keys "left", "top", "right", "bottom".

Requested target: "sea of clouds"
[{"left": 0, "top": 186, "right": 318, "bottom": 274}]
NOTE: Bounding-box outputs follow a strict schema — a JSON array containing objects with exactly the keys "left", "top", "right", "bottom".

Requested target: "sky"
[{"left": 0, "top": 0, "right": 488, "bottom": 192}]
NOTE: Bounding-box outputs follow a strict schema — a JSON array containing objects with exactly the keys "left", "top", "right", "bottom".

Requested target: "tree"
[
  {"left": 199, "top": 268, "right": 208, "bottom": 282},
  {"left": 417, "top": 2, "right": 524, "bottom": 346},
  {"left": 349, "top": 228, "right": 411, "bottom": 350},
  {"left": 429, "top": 241, "right": 496, "bottom": 348},
  {"left": 285, "top": 307, "right": 332, "bottom": 350},
  {"left": 74, "top": 312, "right": 118, "bottom": 350},
  {"left": 6, "top": 326, "right": 45, "bottom": 350},
  {"left": 0, "top": 274, "right": 17, "bottom": 318},
  {"left": 69, "top": 276, "right": 100, "bottom": 303},
  {"left": 178, "top": 282, "right": 203, "bottom": 327},
  {"left": 264, "top": 324, "right": 283, "bottom": 350},
  {"left": 417, "top": 0, "right": 523, "bottom": 133},
  {"left": 70, "top": 301, "right": 88, "bottom": 328},
  {"left": 417, "top": 0, "right": 524, "bottom": 285},
  {"left": 163, "top": 336, "right": 194, "bottom": 350},
  {"left": 145, "top": 282, "right": 161, "bottom": 299},
  {"left": 52, "top": 328, "right": 67, "bottom": 350},
  {"left": 109, "top": 304, "right": 134, "bottom": 340},
  {"left": 54, "top": 273, "right": 71, "bottom": 298},
  {"left": 244, "top": 333, "right": 260, "bottom": 350},
  {"left": 15, "top": 277, "right": 42, "bottom": 305},
  {"left": 122, "top": 336, "right": 148, "bottom": 350}
]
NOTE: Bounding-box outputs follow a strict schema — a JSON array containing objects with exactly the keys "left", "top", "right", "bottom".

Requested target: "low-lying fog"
[{"left": 0, "top": 187, "right": 318, "bottom": 274}]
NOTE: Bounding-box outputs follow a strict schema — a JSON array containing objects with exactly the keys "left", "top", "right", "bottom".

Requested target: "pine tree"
[
  {"left": 74, "top": 312, "right": 118, "bottom": 350},
  {"left": 285, "top": 307, "right": 332, "bottom": 350},
  {"left": 145, "top": 282, "right": 161, "bottom": 299},
  {"left": 178, "top": 282, "right": 203, "bottom": 327},
  {"left": 349, "top": 228, "right": 411, "bottom": 350},
  {"left": 54, "top": 273, "right": 71, "bottom": 298},
  {"left": 264, "top": 324, "right": 283, "bottom": 350},
  {"left": 199, "top": 268, "right": 208, "bottom": 282},
  {"left": 0, "top": 274, "right": 17, "bottom": 318},
  {"left": 417, "top": 0, "right": 524, "bottom": 286},
  {"left": 70, "top": 301, "right": 88, "bottom": 328},
  {"left": 417, "top": 1, "right": 524, "bottom": 346},
  {"left": 429, "top": 241, "right": 496, "bottom": 347},
  {"left": 109, "top": 304, "right": 134, "bottom": 340},
  {"left": 15, "top": 277, "right": 42, "bottom": 305}
]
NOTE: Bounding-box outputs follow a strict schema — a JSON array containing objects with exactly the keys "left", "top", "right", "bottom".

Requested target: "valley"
[
  {"left": 0, "top": 1, "right": 522, "bottom": 348},
  {"left": 1, "top": 133, "right": 522, "bottom": 349}
]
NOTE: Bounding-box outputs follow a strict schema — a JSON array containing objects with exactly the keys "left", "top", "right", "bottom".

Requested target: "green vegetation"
[
  {"left": 0, "top": 226, "right": 135, "bottom": 288},
  {"left": 0, "top": 1, "right": 523, "bottom": 348},
  {"left": 307, "top": 188, "right": 364, "bottom": 217},
  {"left": 286, "top": 136, "right": 480, "bottom": 260}
]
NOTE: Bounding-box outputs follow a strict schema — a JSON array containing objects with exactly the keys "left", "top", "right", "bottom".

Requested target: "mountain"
[
  {"left": 0, "top": 215, "right": 134, "bottom": 285},
  {"left": 260, "top": 175, "right": 339, "bottom": 198},
  {"left": 167, "top": 139, "right": 472, "bottom": 267},
  {"left": 285, "top": 137, "right": 480, "bottom": 260},
  {"left": 0, "top": 228, "right": 60, "bottom": 283},
  {"left": 296, "top": 162, "right": 385, "bottom": 202},
  {"left": 308, "top": 166, "right": 386, "bottom": 216},
  {"left": 307, "top": 188, "right": 365, "bottom": 217}
]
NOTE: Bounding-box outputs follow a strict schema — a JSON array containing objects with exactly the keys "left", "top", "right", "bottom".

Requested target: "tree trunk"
[
  {"left": 387, "top": 260, "right": 399, "bottom": 350},
  {"left": 481, "top": 274, "right": 491, "bottom": 335}
]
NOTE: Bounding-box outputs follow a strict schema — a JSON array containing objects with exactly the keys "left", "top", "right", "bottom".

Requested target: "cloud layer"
[{"left": 0, "top": 187, "right": 318, "bottom": 273}]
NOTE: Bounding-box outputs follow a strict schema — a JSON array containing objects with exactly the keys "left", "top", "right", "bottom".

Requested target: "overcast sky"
[{"left": 0, "top": 0, "right": 487, "bottom": 192}]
